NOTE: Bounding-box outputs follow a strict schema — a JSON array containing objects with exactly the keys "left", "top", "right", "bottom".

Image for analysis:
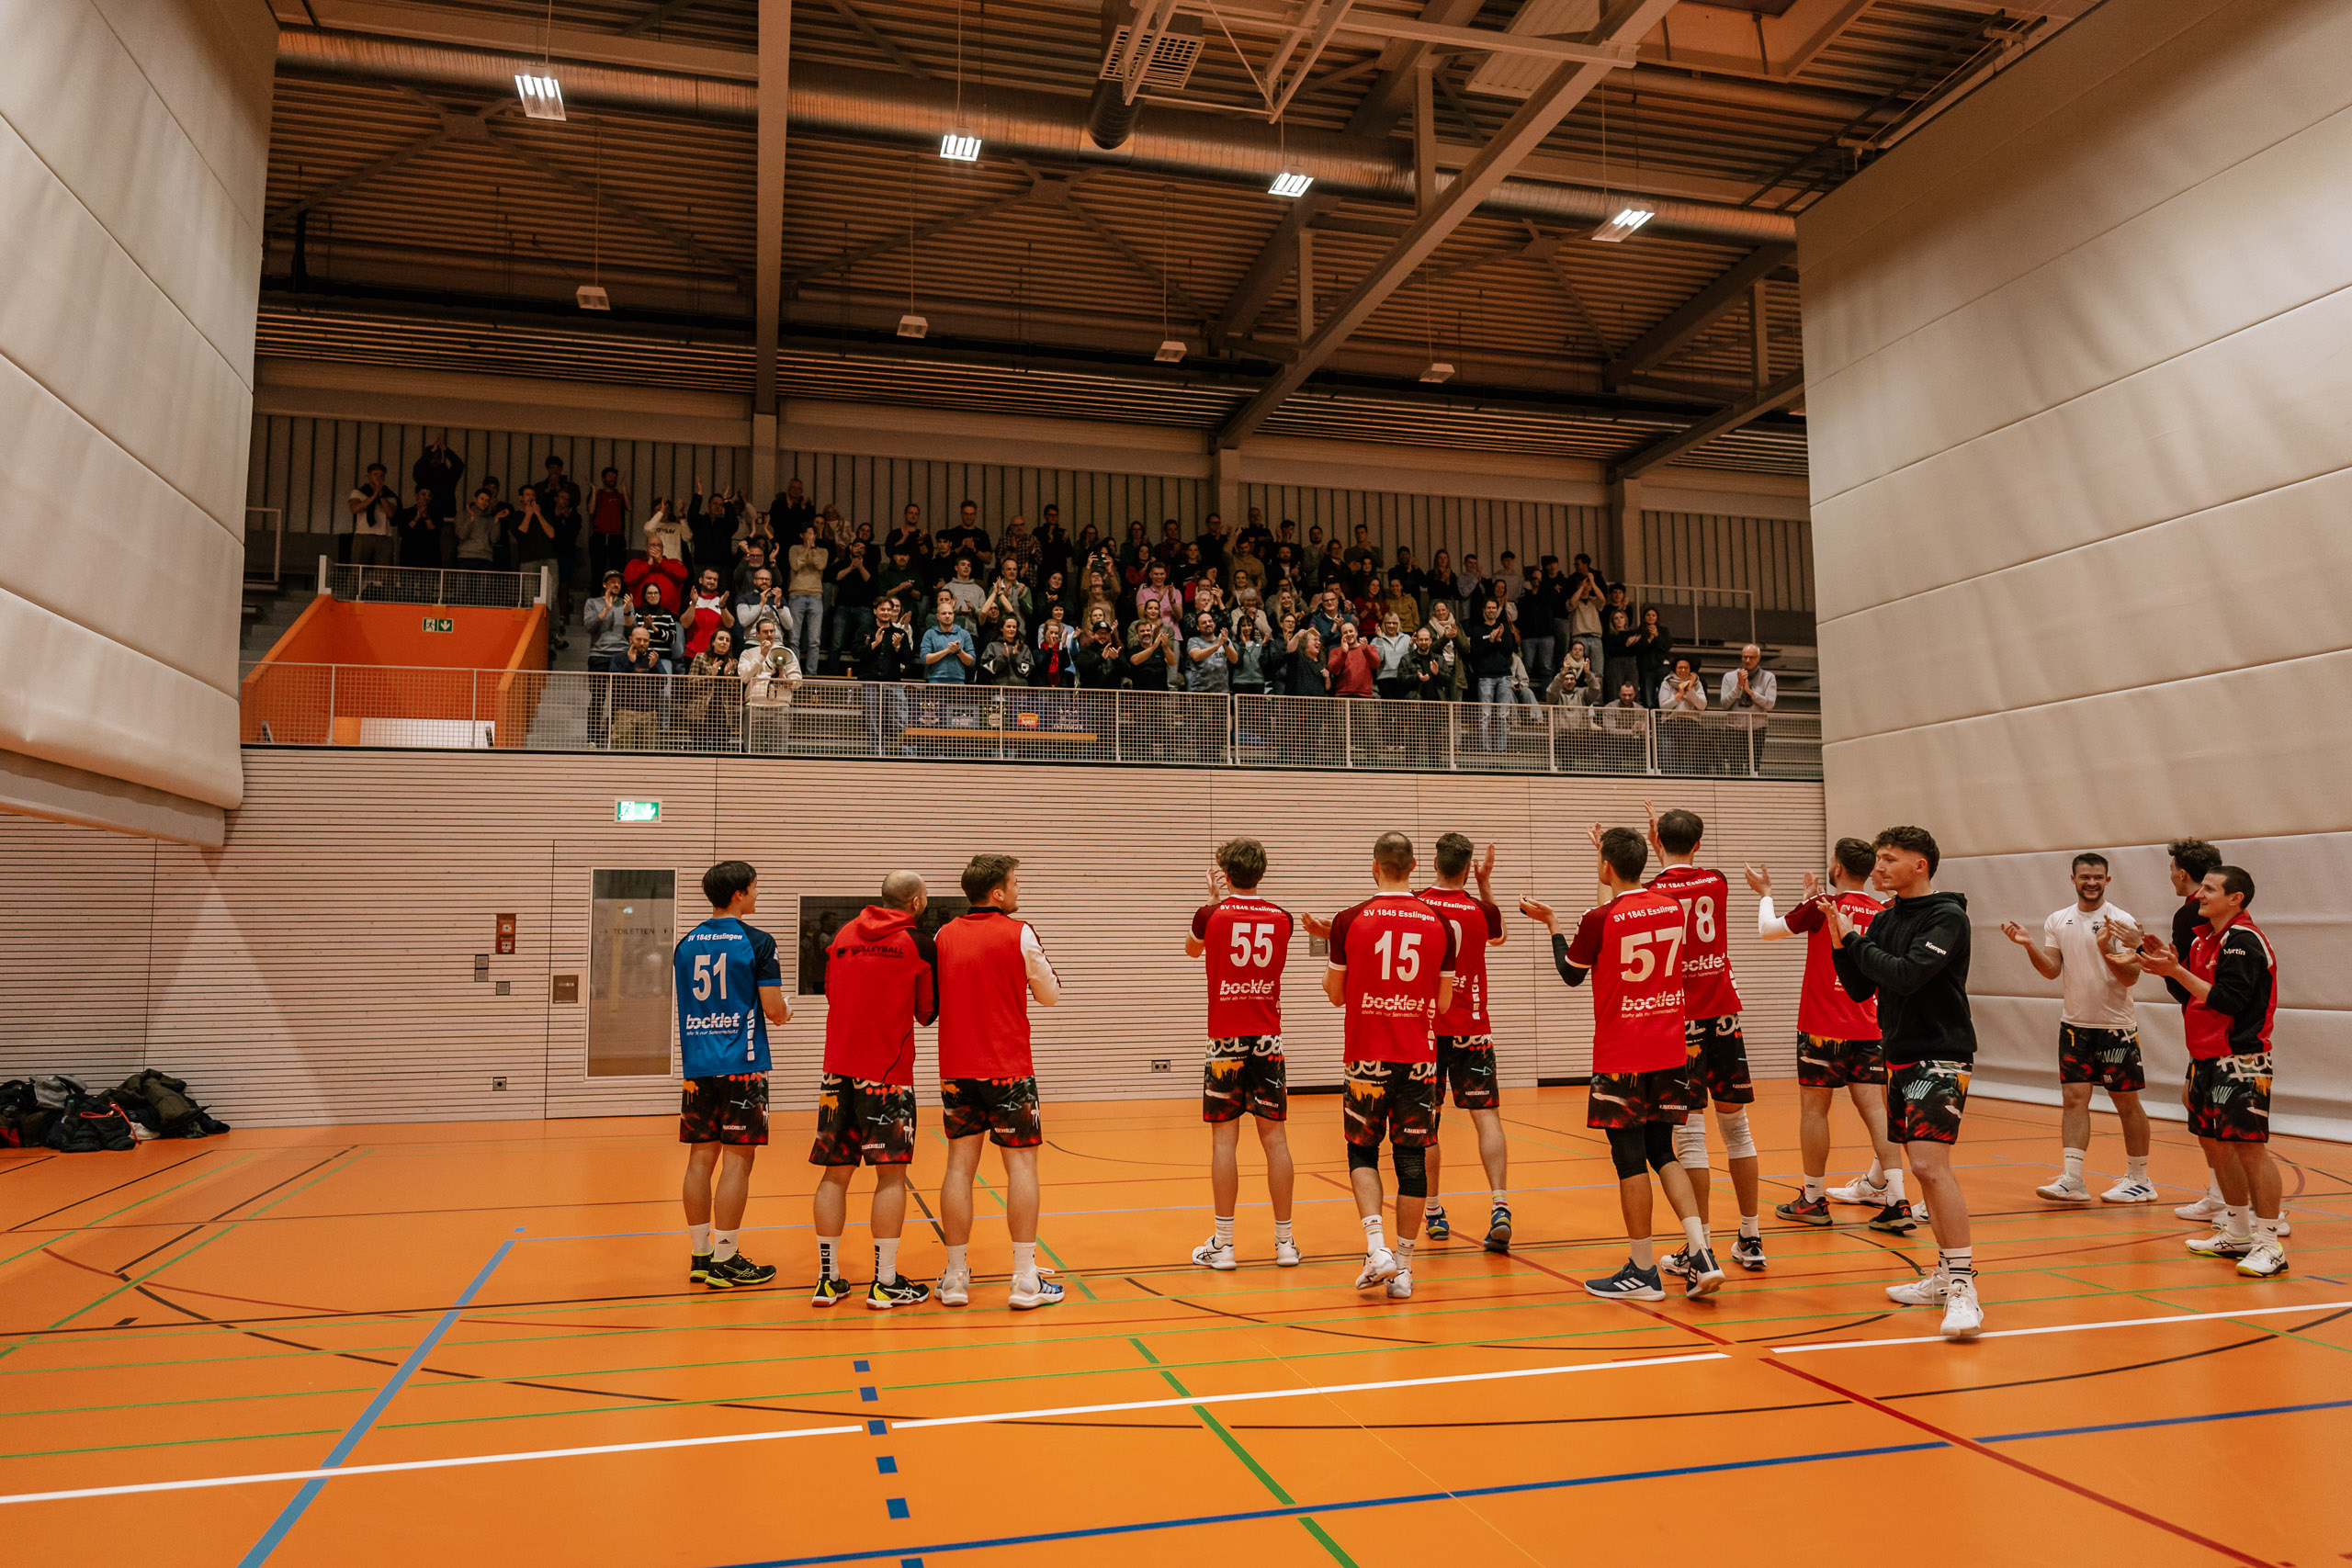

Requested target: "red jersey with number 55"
[
  {"left": 1646, "top": 863, "right": 1741, "bottom": 1019},
  {"left": 1327, "top": 894, "right": 1458, "bottom": 1063},
  {"left": 1785, "top": 891, "right": 1882, "bottom": 1040},
  {"left": 1192, "top": 895, "right": 1294, "bottom": 1037},
  {"left": 1566, "top": 889, "right": 1687, "bottom": 1072},
  {"left": 1419, "top": 886, "right": 1504, "bottom": 1035}
]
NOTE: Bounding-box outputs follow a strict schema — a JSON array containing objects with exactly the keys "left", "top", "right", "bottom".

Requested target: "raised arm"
[{"left": 2001, "top": 919, "right": 2064, "bottom": 981}]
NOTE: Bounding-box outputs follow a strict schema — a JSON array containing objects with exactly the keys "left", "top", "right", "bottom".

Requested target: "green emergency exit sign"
[
  {"left": 421, "top": 616, "right": 454, "bottom": 633},
  {"left": 616, "top": 799, "right": 662, "bottom": 823}
]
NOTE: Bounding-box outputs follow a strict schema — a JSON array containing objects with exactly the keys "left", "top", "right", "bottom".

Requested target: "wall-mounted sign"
[
  {"left": 495, "top": 914, "right": 517, "bottom": 954},
  {"left": 422, "top": 616, "right": 455, "bottom": 633},
  {"left": 551, "top": 975, "right": 580, "bottom": 1004},
  {"left": 616, "top": 799, "right": 662, "bottom": 822}
]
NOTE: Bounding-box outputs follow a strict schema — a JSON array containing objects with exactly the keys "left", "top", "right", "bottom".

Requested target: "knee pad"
[
  {"left": 1717, "top": 1107, "right": 1757, "bottom": 1161},
  {"left": 1645, "top": 1121, "right": 1678, "bottom": 1172},
  {"left": 1347, "top": 1142, "right": 1380, "bottom": 1173},
  {"left": 1607, "top": 1124, "right": 1651, "bottom": 1180},
  {"left": 1391, "top": 1144, "right": 1428, "bottom": 1196},
  {"left": 1673, "top": 1118, "right": 1711, "bottom": 1171}
]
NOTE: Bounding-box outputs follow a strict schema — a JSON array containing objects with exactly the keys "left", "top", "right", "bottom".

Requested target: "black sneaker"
[
  {"left": 1732, "top": 1234, "right": 1767, "bottom": 1272},
  {"left": 1775, "top": 1195, "right": 1835, "bottom": 1226},
  {"left": 1483, "top": 1204, "right": 1513, "bottom": 1254},
  {"left": 1869, "top": 1201, "right": 1919, "bottom": 1235},
  {"left": 705, "top": 1254, "right": 778, "bottom": 1290},
  {"left": 1584, "top": 1260, "right": 1666, "bottom": 1301},
  {"left": 1684, "top": 1248, "right": 1726, "bottom": 1299},
  {"left": 688, "top": 1252, "right": 715, "bottom": 1284},
  {"left": 809, "top": 1274, "right": 854, "bottom": 1307},
  {"left": 866, "top": 1275, "right": 933, "bottom": 1310}
]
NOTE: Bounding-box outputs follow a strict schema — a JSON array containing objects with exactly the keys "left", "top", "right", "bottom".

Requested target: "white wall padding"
[
  {"left": 0, "top": 751, "right": 1825, "bottom": 1129},
  {"left": 0, "top": 0, "right": 270, "bottom": 827}
]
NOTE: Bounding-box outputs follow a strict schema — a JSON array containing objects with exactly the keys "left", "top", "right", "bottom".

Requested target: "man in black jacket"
[{"left": 1826, "top": 825, "right": 1984, "bottom": 1340}]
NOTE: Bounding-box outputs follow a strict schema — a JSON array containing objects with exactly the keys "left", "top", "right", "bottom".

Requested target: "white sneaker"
[
  {"left": 1827, "top": 1176, "right": 1889, "bottom": 1206},
  {"left": 2236, "top": 1240, "right": 2290, "bottom": 1279},
  {"left": 1939, "top": 1274, "right": 1984, "bottom": 1339},
  {"left": 2176, "top": 1192, "right": 2226, "bottom": 1223},
  {"left": 1386, "top": 1268, "right": 1414, "bottom": 1300},
  {"left": 2035, "top": 1173, "right": 2093, "bottom": 1203},
  {"left": 1273, "top": 1238, "right": 1303, "bottom": 1268},
  {"left": 2100, "top": 1178, "right": 2159, "bottom": 1204},
  {"left": 937, "top": 1266, "right": 972, "bottom": 1307},
  {"left": 1354, "top": 1247, "right": 1399, "bottom": 1289},
  {"left": 1191, "top": 1235, "right": 1238, "bottom": 1271},
  {"left": 2186, "top": 1231, "right": 2253, "bottom": 1259},
  {"left": 1886, "top": 1270, "right": 1951, "bottom": 1307},
  {"left": 1008, "top": 1269, "right": 1064, "bottom": 1310}
]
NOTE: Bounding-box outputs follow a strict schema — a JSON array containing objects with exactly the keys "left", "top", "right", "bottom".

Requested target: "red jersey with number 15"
[
  {"left": 1646, "top": 863, "right": 1742, "bottom": 1019},
  {"left": 1192, "top": 895, "right": 1294, "bottom": 1037},
  {"left": 1419, "top": 886, "right": 1504, "bottom": 1036},
  {"left": 1327, "top": 893, "right": 1458, "bottom": 1063},
  {"left": 1566, "top": 889, "right": 1687, "bottom": 1072},
  {"left": 1785, "top": 891, "right": 1882, "bottom": 1041}
]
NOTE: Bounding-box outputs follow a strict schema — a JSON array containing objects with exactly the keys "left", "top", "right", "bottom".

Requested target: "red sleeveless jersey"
[
  {"left": 1566, "top": 889, "right": 1687, "bottom": 1073},
  {"left": 1193, "top": 894, "right": 1294, "bottom": 1037},
  {"left": 935, "top": 910, "right": 1047, "bottom": 1078}
]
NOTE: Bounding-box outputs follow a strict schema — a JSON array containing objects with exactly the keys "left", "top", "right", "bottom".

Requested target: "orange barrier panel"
[{"left": 243, "top": 598, "right": 549, "bottom": 747}]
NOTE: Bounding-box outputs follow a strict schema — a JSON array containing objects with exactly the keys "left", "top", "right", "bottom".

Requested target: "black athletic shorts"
[
  {"left": 940, "top": 1076, "right": 1043, "bottom": 1148},
  {"left": 2059, "top": 1024, "right": 2145, "bottom": 1092},
  {"left": 1204, "top": 1036, "right": 1287, "bottom": 1122},
  {"left": 680, "top": 1074, "right": 769, "bottom": 1145},
  {"left": 1795, "top": 1032, "right": 1885, "bottom": 1089},
  {"left": 809, "top": 1073, "right": 917, "bottom": 1167},
  {"left": 1587, "top": 1067, "right": 1693, "bottom": 1130},
  {"left": 1886, "top": 1060, "right": 1970, "bottom": 1145},
  {"left": 1683, "top": 1015, "right": 1754, "bottom": 1105},
  {"left": 1433, "top": 1035, "right": 1500, "bottom": 1111},
  {"left": 2187, "top": 1052, "right": 2270, "bottom": 1144},
  {"left": 1342, "top": 1059, "right": 1438, "bottom": 1148}
]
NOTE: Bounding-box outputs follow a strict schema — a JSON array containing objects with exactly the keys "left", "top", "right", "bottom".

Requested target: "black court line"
[
  {"left": 3, "top": 1151, "right": 217, "bottom": 1232},
  {"left": 1874, "top": 1303, "right": 2352, "bottom": 1402}
]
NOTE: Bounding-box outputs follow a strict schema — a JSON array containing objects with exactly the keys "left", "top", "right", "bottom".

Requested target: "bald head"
[{"left": 879, "top": 871, "right": 927, "bottom": 913}]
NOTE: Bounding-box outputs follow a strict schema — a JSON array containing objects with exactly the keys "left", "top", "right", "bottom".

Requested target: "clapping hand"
[
  {"left": 1998, "top": 920, "right": 2035, "bottom": 947},
  {"left": 1302, "top": 911, "right": 1332, "bottom": 941},
  {"left": 1517, "top": 897, "right": 1558, "bottom": 933},
  {"left": 1742, "top": 863, "right": 1770, "bottom": 897}
]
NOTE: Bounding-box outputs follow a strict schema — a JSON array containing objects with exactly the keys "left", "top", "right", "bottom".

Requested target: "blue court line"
[
  {"left": 1983, "top": 1396, "right": 2352, "bottom": 1444},
  {"left": 234, "top": 1239, "right": 516, "bottom": 1568}
]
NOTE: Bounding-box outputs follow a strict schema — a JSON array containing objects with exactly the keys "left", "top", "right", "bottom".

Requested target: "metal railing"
[
  {"left": 317, "top": 557, "right": 554, "bottom": 609},
  {"left": 239, "top": 663, "right": 1821, "bottom": 778},
  {"left": 243, "top": 507, "right": 284, "bottom": 589},
  {"left": 1622, "top": 581, "right": 1757, "bottom": 649}
]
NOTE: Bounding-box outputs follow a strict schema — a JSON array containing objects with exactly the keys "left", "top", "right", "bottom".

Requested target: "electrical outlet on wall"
[
  {"left": 492, "top": 1077, "right": 507, "bottom": 1091},
  {"left": 1150, "top": 1059, "right": 1170, "bottom": 1072}
]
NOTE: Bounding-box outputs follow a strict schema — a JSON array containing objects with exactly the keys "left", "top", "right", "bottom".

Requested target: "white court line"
[
  {"left": 1774, "top": 1297, "right": 2352, "bottom": 1354},
  {"left": 0, "top": 1350, "right": 1723, "bottom": 1508}
]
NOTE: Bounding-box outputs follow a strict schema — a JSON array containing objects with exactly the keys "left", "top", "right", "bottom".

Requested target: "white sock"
[
  {"left": 1867, "top": 1156, "right": 1884, "bottom": 1184},
  {"left": 1492, "top": 1189, "right": 1510, "bottom": 1210},
  {"left": 1883, "top": 1168, "right": 1906, "bottom": 1202},
  {"left": 1940, "top": 1247, "right": 1973, "bottom": 1277},
  {"left": 875, "top": 1237, "right": 900, "bottom": 1283},
  {"left": 2252, "top": 1214, "right": 2282, "bottom": 1246},
  {"left": 689, "top": 1224, "right": 712, "bottom": 1256},
  {"left": 1362, "top": 1214, "right": 1386, "bottom": 1255},
  {"left": 1738, "top": 1213, "right": 1761, "bottom": 1240},
  {"left": 2126, "top": 1154, "right": 2149, "bottom": 1182},
  {"left": 945, "top": 1243, "right": 968, "bottom": 1276},
  {"left": 1681, "top": 1215, "right": 1708, "bottom": 1255},
  {"left": 2062, "top": 1147, "right": 2086, "bottom": 1181},
  {"left": 1396, "top": 1237, "right": 1416, "bottom": 1269},
  {"left": 712, "top": 1230, "right": 740, "bottom": 1262},
  {"left": 816, "top": 1235, "right": 842, "bottom": 1279},
  {"left": 1629, "top": 1235, "right": 1655, "bottom": 1269},
  {"left": 1011, "top": 1240, "right": 1037, "bottom": 1284},
  {"left": 1214, "top": 1214, "right": 1235, "bottom": 1247},
  {"left": 2223, "top": 1204, "right": 2253, "bottom": 1242},
  {"left": 1803, "top": 1176, "right": 1825, "bottom": 1201},
  {"left": 1274, "top": 1219, "right": 1295, "bottom": 1248},
  {"left": 1425, "top": 1200, "right": 1446, "bottom": 1216}
]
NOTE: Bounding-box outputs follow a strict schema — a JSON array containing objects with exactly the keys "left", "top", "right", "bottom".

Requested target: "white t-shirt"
[{"left": 2043, "top": 902, "right": 2136, "bottom": 1029}]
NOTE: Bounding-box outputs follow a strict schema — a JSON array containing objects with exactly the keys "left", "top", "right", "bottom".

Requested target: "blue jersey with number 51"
[{"left": 674, "top": 918, "right": 781, "bottom": 1077}]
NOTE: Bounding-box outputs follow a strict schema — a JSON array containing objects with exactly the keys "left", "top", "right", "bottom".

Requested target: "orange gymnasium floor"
[{"left": 3, "top": 1085, "right": 2347, "bottom": 1568}]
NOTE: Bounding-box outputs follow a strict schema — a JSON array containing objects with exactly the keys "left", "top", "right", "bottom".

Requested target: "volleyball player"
[
  {"left": 1521, "top": 824, "right": 1719, "bottom": 1301},
  {"left": 1305, "top": 832, "right": 1457, "bottom": 1301},
  {"left": 1748, "top": 841, "right": 1909, "bottom": 1232},
  {"left": 809, "top": 871, "right": 937, "bottom": 1309},
  {"left": 1826, "top": 827, "right": 1984, "bottom": 1339},
  {"left": 1997, "top": 853, "right": 2157, "bottom": 1204},
  {"left": 1184, "top": 838, "right": 1300, "bottom": 1269},
  {"left": 1645, "top": 805, "right": 1765, "bottom": 1273},
  {"left": 2140, "top": 865, "right": 2288, "bottom": 1277},
  {"left": 675, "top": 860, "right": 789, "bottom": 1291},
  {"left": 935, "top": 854, "right": 1064, "bottom": 1310},
  {"left": 1417, "top": 834, "right": 1513, "bottom": 1252}
]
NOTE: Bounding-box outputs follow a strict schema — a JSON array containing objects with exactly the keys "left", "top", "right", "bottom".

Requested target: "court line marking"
[
  {"left": 0, "top": 1350, "right": 1724, "bottom": 1508},
  {"left": 1772, "top": 1297, "right": 2352, "bottom": 1354}
]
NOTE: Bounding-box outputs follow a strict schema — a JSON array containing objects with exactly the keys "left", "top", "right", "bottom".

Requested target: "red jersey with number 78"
[
  {"left": 1566, "top": 889, "right": 1687, "bottom": 1072},
  {"left": 1646, "top": 863, "right": 1742, "bottom": 1019},
  {"left": 1419, "top": 886, "right": 1504, "bottom": 1036},
  {"left": 1192, "top": 895, "right": 1294, "bottom": 1037},
  {"left": 1327, "top": 893, "right": 1458, "bottom": 1063}
]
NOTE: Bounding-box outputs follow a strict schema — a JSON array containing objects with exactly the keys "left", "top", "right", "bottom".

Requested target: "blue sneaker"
[
  {"left": 1009, "top": 1271, "right": 1065, "bottom": 1310},
  {"left": 1583, "top": 1261, "right": 1666, "bottom": 1302},
  {"left": 1423, "top": 1206, "right": 1452, "bottom": 1241},
  {"left": 1483, "top": 1205, "right": 1513, "bottom": 1254}
]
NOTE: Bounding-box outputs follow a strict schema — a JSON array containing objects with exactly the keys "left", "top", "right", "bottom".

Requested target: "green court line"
[
  {"left": 939, "top": 1127, "right": 1102, "bottom": 1303},
  {"left": 0, "top": 1383, "right": 375, "bottom": 1421},
  {"left": 0, "top": 1425, "right": 344, "bottom": 1463},
  {"left": 0, "top": 1153, "right": 263, "bottom": 1273}
]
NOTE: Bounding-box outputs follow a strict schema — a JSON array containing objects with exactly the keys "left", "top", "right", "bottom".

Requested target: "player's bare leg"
[
  {"left": 1208, "top": 1118, "right": 1243, "bottom": 1224},
  {"left": 1257, "top": 1118, "right": 1299, "bottom": 1263},
  {"left": 812, "top": 1164, "right": 854, "bottom": 1292},
  {"left": 937, "top": 1133, "right": 983, "bottom": 1304},
  {"left": 683, "top": 1141, "right": 719, "bottom": 1231}
]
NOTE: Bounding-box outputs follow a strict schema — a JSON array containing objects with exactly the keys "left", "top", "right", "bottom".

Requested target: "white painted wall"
[
  {"left": 1799, "top": 0, "right": 2352, "bottom": 1134},
  {"left": 0, "top": 0, "right": 274, "bottom": 843}
]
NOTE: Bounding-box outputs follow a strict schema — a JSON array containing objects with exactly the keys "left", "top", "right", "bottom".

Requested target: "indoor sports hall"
[{"left": 2, "top": 3, "right": 2344, "bottom": 1566}]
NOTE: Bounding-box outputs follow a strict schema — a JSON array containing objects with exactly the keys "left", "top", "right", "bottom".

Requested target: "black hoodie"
[{"left": 1830, "top": 890, "right": 1975, "bottom": 1065}]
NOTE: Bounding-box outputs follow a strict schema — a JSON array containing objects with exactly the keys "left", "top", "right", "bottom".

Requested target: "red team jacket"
[
  {"left": 1327, "top": 893, "right": 1458, "bottom": 1063},
  {"left": 1646, "top": 863, "right": 1742, "bottom": 1021},
  {"left": 2184, "top": 913, "right": 2278, "bottom": 1059},
  {"left": 821, "top": 906, "right": 938, "bottom": 1085},
  {"left": 1418, "top": 886, "right": 1504, "bottom": 1040},
  {"left": 936, "top": 908, "right": 1057, "bottom": 1079},
  {"left": 1784, "top": 891, "right": 1882, "bottom": 1041},
  {"left": 1193, "top": 894, "right": 1294, "bottom": 1038},
  {"left": 1566, "top": 889, "right": 1688, "bottom": 1073}
]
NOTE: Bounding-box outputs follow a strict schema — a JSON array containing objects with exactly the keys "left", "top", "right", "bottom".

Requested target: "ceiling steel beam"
[
  {"left": 1611, "top": 367, "right": 1804, "bottom": 479},
  {"left": 266, "top": 126, "right": 449, "bottom": 229},
  {"left": 482, "top": 129, "right": 748, "bottom": 288},
  {"left": 1217, "top": 0, "right": 1681, "bottom": 447},
  {"left": 616, "top": 0, "right": 702, "bottom": 39},
  {"left": 819, "top": 0, "right": 931, "bottom": 77},
  {"left": 1600, "top": 242, "right": 1793, "bottom": 390}
]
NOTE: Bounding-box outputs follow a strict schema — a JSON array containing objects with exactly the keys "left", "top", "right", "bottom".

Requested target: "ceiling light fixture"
[
  {"left": 1419, "top": 361, "right": 1455, "bottom": 384},
  {"left": 941, "top": 1, "right": 980, "bottom": 162},
  {"left": 576, "top": 115, "right": 606, "bottom": 309},
  {"left": 1156, "top": 339, "right": 1186, "bottom": 364},
  {"left": 1590, "top": 205, "right": 1654, "bottom": 243},
  {"left": 898, "top": 314, "right": 930, "bottom": 338},
  {"left": 1269, "top": 169, "right": 1314, "bottom": 199},
  {"left": 939, "top": 130, "right": 981, "bottom": 162},
  {"left": 515, "top": 73, "right": 565, "bottom": 119},
  {"left": 576, "top": 285, "right": 610, "bottom": 310}
]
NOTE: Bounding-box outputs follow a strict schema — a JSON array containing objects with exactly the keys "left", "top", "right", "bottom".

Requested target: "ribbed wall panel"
[{"left": 0, "top": 750, "right": 1822, "bottom": 1128}]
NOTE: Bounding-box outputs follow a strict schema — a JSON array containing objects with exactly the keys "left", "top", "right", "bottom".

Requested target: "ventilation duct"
[{"left": 1087, "top": 1, "right": 1203, "bottom": 152}]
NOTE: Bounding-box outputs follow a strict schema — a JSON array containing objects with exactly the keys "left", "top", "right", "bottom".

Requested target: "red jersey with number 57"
[
  {"left": 1419, "top": 886, "right": 1504, "bottom": 1036},
  {"left": 1785, "top": 891, "right": 1882, "bottom": 1040},
  {"left": 1327, "top": 894, "right": 1458, "bottom": 1063},
  {"left": 1646, "top": 863, "right": 1742, "bottom": 1019},
  {"left": 1566, "top": 889, "right": 1687, "bottom": 1072},
  {"left": 1192, "top": 895, "right": 1294, "bottom": 1037}
]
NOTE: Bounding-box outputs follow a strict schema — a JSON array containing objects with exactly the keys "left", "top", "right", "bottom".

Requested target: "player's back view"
[{"left": 1185, "top": 838, "right": 1299, "bottom": 1270}]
